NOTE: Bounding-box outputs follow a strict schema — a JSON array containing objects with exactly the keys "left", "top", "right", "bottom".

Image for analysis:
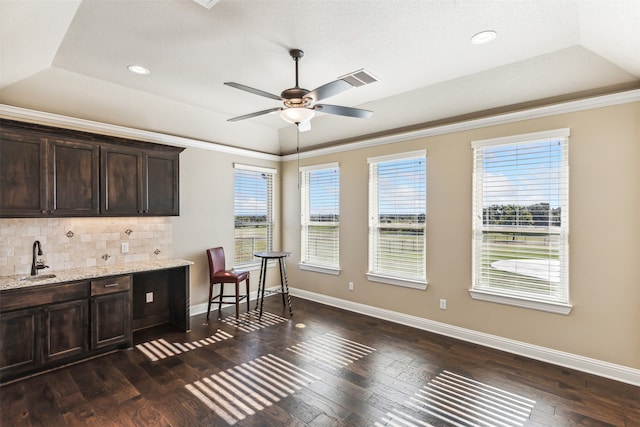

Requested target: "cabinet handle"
[{"left": 104, "top": 283, "right": 119, "bottom": 288}]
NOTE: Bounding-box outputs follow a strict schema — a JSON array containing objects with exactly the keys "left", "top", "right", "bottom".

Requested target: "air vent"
[{"left": 338, "top": 69, "right": 379, "bottom": 87}]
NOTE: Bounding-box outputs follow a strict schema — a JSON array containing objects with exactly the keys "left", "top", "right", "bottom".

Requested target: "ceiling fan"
[{"left": 225, "top": 49, "right": 373, "bottom": 132}]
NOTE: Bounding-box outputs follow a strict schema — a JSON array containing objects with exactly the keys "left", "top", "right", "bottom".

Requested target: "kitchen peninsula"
[{"left": 0, "top": 259, "right": 191, "bottom": 383}]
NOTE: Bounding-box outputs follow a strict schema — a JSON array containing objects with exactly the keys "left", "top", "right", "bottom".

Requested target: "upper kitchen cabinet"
[
  {"left": 0, "top": 119, "right": 183, "bottom": 218},
  {"left": 0, "top": 126, "right": 47, "bottom": 217},
  {"left": 48, "top": 137, "right": 100, "bottom": 216},
  {"left": 145, "top": 151, "right": 180, "bottom": 215},
  {"left": 101, "top": 145, "right": 145, "bottom": 216},
  {"left": 101, "top": 145, "right": 180, "bottom": 216}
]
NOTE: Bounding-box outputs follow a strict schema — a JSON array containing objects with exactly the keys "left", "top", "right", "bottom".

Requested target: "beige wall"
[
  {"left": 281, "top": 102, "right": 640, "bottom": 370},
  {"left": 172, "top": 147, "right": 281, "bottom": 306}
]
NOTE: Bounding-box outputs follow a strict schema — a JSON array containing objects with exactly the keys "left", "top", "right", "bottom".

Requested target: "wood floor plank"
[{"left": 1, "top": 296, "right": 638, "bottom": 426}]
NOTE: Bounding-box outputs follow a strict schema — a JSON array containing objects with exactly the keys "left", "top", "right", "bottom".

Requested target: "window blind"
[
  {"left": 472, "top": 131, "right": 569, "bottom": 304},
  {"left": 233, "top": 164, "right": 275, "bottom": 265},
  {"left": 300, "top": 164, "right": 340, "bottom": 270},
  {"left": 368, "top": 151, "right": 426, "bottom": 284}
]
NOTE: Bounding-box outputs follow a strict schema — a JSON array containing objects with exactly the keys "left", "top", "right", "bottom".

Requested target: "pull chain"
[{"left": 296, "top": 124, "right": 301, "bottom": 189}]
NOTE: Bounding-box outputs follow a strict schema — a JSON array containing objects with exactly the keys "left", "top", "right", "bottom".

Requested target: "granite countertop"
[{"left": 0, "top": 259, "right": 194, "bottom": 291}]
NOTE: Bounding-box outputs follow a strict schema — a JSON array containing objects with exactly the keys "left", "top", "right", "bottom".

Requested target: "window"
[
  {"left": 471, "top": 129, "right": 571, "bottom": 314},
  {"left": 299, "top": 163, "right": 340, "bottom": 274},
  {"left": 233, "top": 164, "right": 275, "bottom": 266},
  {"left": 368, "top": 151, "right": 427, "bottom": 289}
]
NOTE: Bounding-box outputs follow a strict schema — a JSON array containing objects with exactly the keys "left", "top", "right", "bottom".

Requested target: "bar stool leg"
[
  {"left": 280, "top": 258, "right": 293, "bottom": 315},
  {"left": 258, "top": 258, "right": 268, "bottom": 319}
]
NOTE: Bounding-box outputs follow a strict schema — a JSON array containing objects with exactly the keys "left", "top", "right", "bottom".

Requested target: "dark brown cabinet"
[
  {"left": 0, "top": 277, "right": 132, "bottom": 383},
  {"left": 43, "top": 299, "right": 89, "bottom": 362},
  {"left": 90, "top": 275, "right": 132, "bottom": 349},
  {"left": 145, "top": 151, "right": 180, "bottom": 215},
  {"left": 0, "top": 119, "right": 182, "bottom": 218},
  {"left": 0, "top": 126, "right": 100, "bottom": 217},
  {"left": 0, "top": 127, "right": 47, "bottom": 217},
  {"left": 100, "top": 146, "right": 180, "bottom": 216},
  {"left": 0, "top": 308, "right": 40, "bottom": 376},
  {"left": 48, "top": 138, "right": 100, "bottom": 216},
  {"left": 101, "top": 145, "right": 144, "bottom": 215},
  {"left": 0, "top": 281, "right": 90, "bottom": 381}
]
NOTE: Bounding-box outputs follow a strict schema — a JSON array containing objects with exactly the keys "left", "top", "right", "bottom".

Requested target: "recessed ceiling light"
[
  {"left": 127, "top": 65, "right": 151, "bottom": 75},
  {"left": 471, "top": 30, "right": 497, "bottom": 45}
]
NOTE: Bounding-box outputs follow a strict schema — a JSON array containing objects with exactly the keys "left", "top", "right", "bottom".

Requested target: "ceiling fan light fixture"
[
  {"left": 280, "top": 107, "right": 315, "bottom": 124},
  {"left": 471, "top": 30, "right": 497, "bottom": 45}
]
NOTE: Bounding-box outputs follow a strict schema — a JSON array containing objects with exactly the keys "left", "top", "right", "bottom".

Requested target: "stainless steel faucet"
[{"left": 31, "top": 240, "right": 49, "bottom": 276}]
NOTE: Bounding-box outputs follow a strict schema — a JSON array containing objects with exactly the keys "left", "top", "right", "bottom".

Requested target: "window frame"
[
  {"left": 470, "top": 128, "right": 572, "bottom": 314},
  {"left": 233, "top": 163, "right": 276, "bottom": 269},
  {"left": 367, "top": 150, "right": 427, "bottom": 290},
  {"left": 299, "top": 162, "right": 341, "bottom": 275}
]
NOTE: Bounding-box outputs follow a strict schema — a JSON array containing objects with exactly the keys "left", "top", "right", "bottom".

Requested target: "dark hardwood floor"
[{"left": 1, "top": 296, "right": 639, "bottom": 426}]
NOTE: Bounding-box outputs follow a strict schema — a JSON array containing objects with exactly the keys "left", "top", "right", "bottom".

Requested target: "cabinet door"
[
  {"left": 49, "top": 138, "right": 99, "bottom": 216},
  {"left": 0, "top": 308, "right": 41, "bottom": 377},
  {"left": 0, "top": 129, "right": 47, "bottom": 217},
  {"left": 145, "top": 151, "right": 180, "bottom": 215},
  {"left": 91, "top": 292, "right": 132, "bottom": 349},
  {"left": 101, "top": 146, "right": 144, "bottom": 215},
  {"left": 43, "top": 299, "right": 89, "bottom": 362}
]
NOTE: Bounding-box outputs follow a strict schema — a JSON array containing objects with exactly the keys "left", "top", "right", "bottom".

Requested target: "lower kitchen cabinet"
[
  {"left": 44, "top": 299, "right": 89, "bottom": 362},
  {"left": 0, "top": 307, "right": 40, "bottom": 376},
  {"left": 91, "top": 275, "right": 132, "bottom": 350},
  {"left": 0, "top": 276, "right": 132, "bottom": 383}
]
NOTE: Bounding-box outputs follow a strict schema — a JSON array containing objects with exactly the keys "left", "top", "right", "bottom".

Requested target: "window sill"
[
  {"left": 469, "top": 289, "right": 573, "bottom": 315},
  {"left": 366, "top": 273, "right": 427, "bottom": 290},
  {"left": 298, "top": 263, "right": 341, "bottom": 275}
]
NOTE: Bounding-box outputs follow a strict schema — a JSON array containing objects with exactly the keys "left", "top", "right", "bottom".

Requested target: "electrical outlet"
[
  {"left": 348, "top": 281, "right": 354, "bottom": 291},
  {"left": 146, "top": 292, "right": 154, "bottom": 303},
  {"left": 439, "top": 299, "right": 447, "bottom": 310},
  {"left": 121, "top": 242, "right": 129, "bottom": 253}
]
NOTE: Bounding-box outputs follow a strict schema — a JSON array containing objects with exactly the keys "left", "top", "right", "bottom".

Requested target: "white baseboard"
[{"left": 286, "top": 288, "right": 640, "bottom": 387}]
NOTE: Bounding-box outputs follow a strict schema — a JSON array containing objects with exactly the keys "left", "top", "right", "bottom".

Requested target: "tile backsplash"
[{"left": 0, "top": 217, "right": 172, "bottom": 277}]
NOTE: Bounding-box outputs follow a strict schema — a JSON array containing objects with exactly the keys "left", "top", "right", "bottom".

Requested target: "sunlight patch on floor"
[
  {"left": 376, "top": 370, "right": 535, "bottom": 427},
  {"left": 286, "top": 332, "right": 376, "bottom": 368},
  {"left": 135, "top": 329, "right": 233, "bottom": 361},
  {"left": 185, "top": 353, "right": 320, "bottom": 425},
  {"left": 221, "top": 311, "right": 289, "bottom": 332}
]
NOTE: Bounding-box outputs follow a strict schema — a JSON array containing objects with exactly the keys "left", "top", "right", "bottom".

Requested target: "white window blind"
[
  {"left": 233, "top": 164, "right": 275, "bottom": 266},
  {"left": 300, "top": 163, "right": 340, "bottom": 271},
  {"left": 368, "top": 151, "right": 426, "bottom": 286},
  {"left": 471, "top": 129, "right": 570, "bottom": 307}
]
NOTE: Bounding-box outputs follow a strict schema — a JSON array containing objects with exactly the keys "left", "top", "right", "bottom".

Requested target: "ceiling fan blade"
[
  {"left": 315, "top": 104, "right": 373, "bottom": 119},
  {"left": 224, "top": 82, "right": 282, "bottom": 101},
  {"left": 306, "top": 79, "right": 353, "bottom": 102},
  {"left": 227, "top": 107, "right": 282, "bottom": 122}
]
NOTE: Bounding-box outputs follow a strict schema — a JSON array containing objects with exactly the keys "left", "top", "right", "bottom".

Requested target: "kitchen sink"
[{"left": 19, "top": 274, "right": 57, "bottom": 281}]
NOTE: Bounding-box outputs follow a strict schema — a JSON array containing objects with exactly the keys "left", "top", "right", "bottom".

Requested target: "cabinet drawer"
[
  {"left": 91, "top": 275, "right": 131, "bottom": 296},
  {"left": 1, "top": 281, "right": 89, "bottom": 312}
]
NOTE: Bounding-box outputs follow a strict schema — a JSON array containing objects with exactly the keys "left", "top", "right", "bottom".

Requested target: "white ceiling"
[{"left": 1, "top": 0, "right": 639, "bottom": 155}]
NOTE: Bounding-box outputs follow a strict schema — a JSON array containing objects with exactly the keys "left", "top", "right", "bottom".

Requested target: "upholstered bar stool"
[{"left": 206, "top": 247, "right": 250, "bottom": 320}]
